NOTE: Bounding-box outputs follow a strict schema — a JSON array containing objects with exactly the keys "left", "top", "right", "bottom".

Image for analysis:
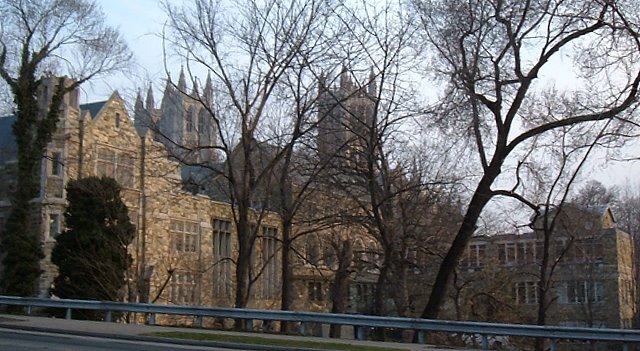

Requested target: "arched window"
[
  {"left": 323, "top": 245, "right": 337, "bottom": 269},
  {"left": 353, "top": 239, "right": 366, "bottom": 265},
  {"left": 306, "top": 234, "right": 321, "bottom": 265}
]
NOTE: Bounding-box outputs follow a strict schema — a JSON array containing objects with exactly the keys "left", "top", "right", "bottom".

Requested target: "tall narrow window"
[
  {"left": 115, "top": 113, "right": 121, "bottom": 128},
  {"left": 198, "top": 113, "right": 205, "bottom": 133},
  {"left": 506, "top": 242, "right": 516, "bottom": 265},
  {"left": 261, "top": 226, "right": 279, "bottom": 298},
  {"left": 49, "top": 213, "right": 61, "bottom": 238},
  {"left": 306, "top": 234, "right": 321, "bottom": 265},
  {"left": 213, "top": 219, "right": 233, "bottom": 298},
  {"left": 51, "top": 152, "right": 62, "bottom": 176},
  {"left": 308, "top": 281, "right": 323, "bottom": 301},
  {"left": 116, "top": 153, "right": 135, "bottom": 188},
  {"left": 186, "top": 108, "right": 194, "bottom": 132},
  {"left": 516, "top": 242, "right": 525, "bottom": 265},
  {"left": 96, "top": 147, "right": 116, "bottom": 177}
]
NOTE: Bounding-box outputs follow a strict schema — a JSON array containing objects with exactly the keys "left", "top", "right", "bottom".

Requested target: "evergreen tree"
[{"left": 51, "top": 177, "right": 135, "bottom": 305}]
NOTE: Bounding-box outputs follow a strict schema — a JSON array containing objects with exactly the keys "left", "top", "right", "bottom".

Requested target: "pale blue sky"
[{"left": 86, "top": 0, "right": 170, "bottom": 103}]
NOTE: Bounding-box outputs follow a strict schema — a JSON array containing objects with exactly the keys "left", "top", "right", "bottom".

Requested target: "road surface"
[{"left": 0, "top": 328, "right": 260, "bottom": 351}]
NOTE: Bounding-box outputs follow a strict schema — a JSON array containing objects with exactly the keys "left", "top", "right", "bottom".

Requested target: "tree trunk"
[
  {"left": 234, "top": 203, "right": 252, "bottom": 330},
  {"left": 330, "top": 240, "right": 352, "bottom": 338},
  {"left": 373, "top": 248, "right": 392, "bottom": 340},
  {"left": 535, "top": 217, "right": 553, "bottom": 351},
  {"left": 280, "top": 223, "right": 293, "bottom": 333},
  {"left": 421, "top": 172, "right": 497, "bottom": 319},
  {"left": 391, "top": 259, "right": 409, "bottom": 317}
]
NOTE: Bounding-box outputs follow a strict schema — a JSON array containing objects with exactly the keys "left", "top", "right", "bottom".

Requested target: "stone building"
[
  {"left": 0, "top": 69, "right": 444, "bottom": 326},
  {"left": 459, "top": 204, "right": 636, "bottom": 328},
  {"left": 0, "top": 75, "right": 282, "bottom": 314}
]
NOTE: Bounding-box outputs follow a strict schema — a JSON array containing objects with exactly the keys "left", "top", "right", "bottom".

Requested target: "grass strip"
[{"left": 144, "top": 331, "right": 408, "bottom": 351}]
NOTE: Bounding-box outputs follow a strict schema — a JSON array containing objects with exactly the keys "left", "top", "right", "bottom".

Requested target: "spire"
[
  {"left": 191, "top": 79, "right": 199, "bottom": 98},
  {"left": 368, "top": 66, "right": 377, "bottom": 96},
  {"left": 134, "top": 90, "right": 147, "bottom": 137},
  {"left": 204, "top": 72, "right": 214, "bottom": 104},
  {"left": 178, "top": 66, "right": 187, "bottom": 92},
  {"left": 134, "top": 90, "right": 144, "bottom": 112},
  {"left": 161, "top": 74, "right": 174, "bottom": 106},
  {"left": 339, "top": 65, "right": 351, "bottom": 91},
  {"left": 146, "top": 83, "right": 155, "bottom": 109},
  {"left": 318, "top": 71, "right": 326, "bottom": 95}
]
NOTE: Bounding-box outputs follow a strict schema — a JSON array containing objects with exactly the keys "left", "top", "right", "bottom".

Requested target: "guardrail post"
[
  {"left": 481, "top": 335, "right": 489, "bottom": 350},
  {"left": 148, "top": 313, "right": 156, "bottom": 326},
  {"left": 354, "top": 326, "right": 365, "bottom": 340},
  {"left": 25, "top": 306, "right": 31, "bottom": 315},
  {"left": 299, "top": 322, "right": 306, "bottom": 336},
  {"left": 549, "top": 339, "right": 557, "bottom": 351},
  {"left": 416, "top": 331, "right": 425, "bottom": 344},
  {"left": 195, "top": 316, "right": 203, "bottom": 328},
  {"left": 65, "top": 308, "right": 72, "bottom": 320},
  {"left": 623, "top": 343, "right": 629, "bottom": 351},
  {"left": 246, "top": 319, "right": 253, "bottom": 331},
  {"left": 105, "top": 311, "right": 112, "bottom": 323}
]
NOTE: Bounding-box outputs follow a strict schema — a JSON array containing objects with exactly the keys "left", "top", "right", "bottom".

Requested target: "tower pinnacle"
[
  {"left": 178, "top": 66, "right": 187, "bottom": 92},
  {"left": 146, "top": 83, "right": 155, "bottom": 109}
]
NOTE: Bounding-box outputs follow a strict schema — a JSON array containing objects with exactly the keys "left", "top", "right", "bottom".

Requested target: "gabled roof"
[{"left": 80, "top": 101, "right": 107, "bottom": 119}]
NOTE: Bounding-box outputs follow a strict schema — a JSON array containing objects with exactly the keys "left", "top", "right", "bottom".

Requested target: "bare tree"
[
  {"left": 571, "top": 180, "right": 619, "bottom": 209},
  {"left": 0, "top": 0, "right": 132, "bottom": 296},
  {"left": 163, "top": 0, "right": 333, "bottom": 310},
  {"left": 319, "top": 1, "right": 467, "bottom": 327},
  {"left": 411, "top": 0, "right": 640, "bottom": 319}
]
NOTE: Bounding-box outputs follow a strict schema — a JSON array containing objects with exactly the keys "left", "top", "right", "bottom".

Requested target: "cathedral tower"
[{"left": 136, "top": 68, "right": 218, "bottom": 163}]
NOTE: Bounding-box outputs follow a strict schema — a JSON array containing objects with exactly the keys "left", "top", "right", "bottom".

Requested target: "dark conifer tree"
[{"left": 52, "top": 177, "right": 135, "bottom": 307}]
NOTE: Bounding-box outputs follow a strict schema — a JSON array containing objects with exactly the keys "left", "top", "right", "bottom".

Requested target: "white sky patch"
[{"left": 82, "top": 0, "right": 168, "bottom": 103}]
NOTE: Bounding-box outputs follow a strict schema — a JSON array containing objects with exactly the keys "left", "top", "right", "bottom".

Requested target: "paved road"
[
  {"left": 0, "top": 314, "right": 475, "bottom": 351},
  {"left": 0, "top": 328, "right": 262, "bottom": 351}
]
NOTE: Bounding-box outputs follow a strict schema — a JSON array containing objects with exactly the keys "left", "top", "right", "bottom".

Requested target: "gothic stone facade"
[{"left": 0, "top": 77, "right": 282, "bottom": 316}]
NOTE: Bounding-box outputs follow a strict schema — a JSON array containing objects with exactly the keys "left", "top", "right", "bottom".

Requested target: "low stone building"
[{"left": 459, "top": 205, "right": 635, "bottom": 328}]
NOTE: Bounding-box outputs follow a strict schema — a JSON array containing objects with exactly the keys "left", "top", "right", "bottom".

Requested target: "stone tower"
[
  {"left": 316, "top": 67, "right": 377, "bottom": 162},
  {"left": 135, "top": 68, "right": 218, "bottom": 163}
]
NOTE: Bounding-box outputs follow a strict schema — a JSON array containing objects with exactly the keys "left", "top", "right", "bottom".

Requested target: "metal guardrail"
[{"left": 0, "top": 295, "right": 639, "bottom": 350}]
